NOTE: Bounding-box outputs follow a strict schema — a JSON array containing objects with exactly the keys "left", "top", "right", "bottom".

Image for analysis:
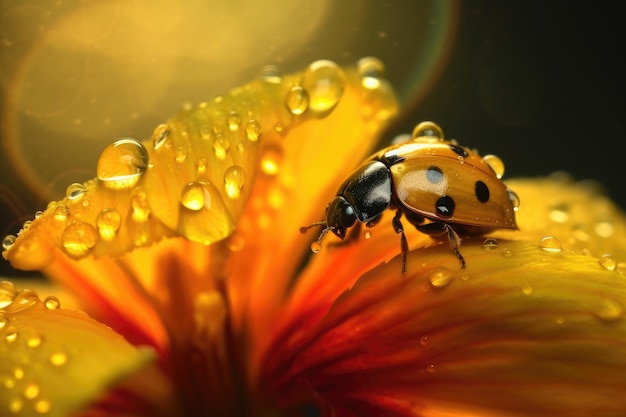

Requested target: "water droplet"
[
  {"left": 2, "top": 235, "right": 16, "bottom": 250},
  {"left": 548, "top": 203, "right": 570, "bottom": 223},
  {"left": 273, "top": 122, "right": 285, "bottom": 134},
  {"left": 34, "top": 399, "right": 51, "bottom": 414},
  {"left": 196, "top": 158, "right": 207, "bottom": 174},
  {"left": 245, "top": 119, "right": 262, "bottom": 142},
  {"left": 310, "top": 241, "right": 322, "bottom": 253},
  {"left": 26, "top": 333, "right": 43, "bottom": 348},
  {"left": 61, "top": 222, "right": 99, "bottom": 258},
  {"left": 539, "top": 236, "right": 562, "bottom": 253},
  {"left": 95, "top": 208, "right": 122, "bottom": 241},
  {"left": 285, "top": 85, "right": 310, "bottom": 115},
  {"left": 521, "top": 283, "right": 534, "bottom": 295},
  {"left": 8, "top": 289, "right": 39, "bottom": 313},
  {"left": 0, "top": 375, "right": 15, "bottom": 389},
  {"left": 301, "top": 60, "right": 347, "bottom": 116},
  {"left": 482, "top": 154, "right": 505, "bottom": 179},
  {"left": 66, "top": 183, "right": 86, "bottom": 201},
  {"left": 482, "top": 238, "right": 499, "bottom": 251},
  {"left": 227, "top": 112, "right": 241, "bottom": 131},
  {"left": 357, "top": 56, "right": 386, "bottom": 89},
  {"left": 260, "top": 145, "right": 284, "bottom": 175},
  {"left": 9, "top": 398, "right": 23, "bottom": 413},
  {"left": 594, "top": 298, "right": 624, "bottom": 322},
  {"left": 213, "top": 135, "right": 230, "bottom": 160},
  {"left": 5, "top": 329, "right": 18, "bottom": 343},
  {"left": 200, "top": 124, "right": 212, "bottom": 140},
  {"left": 44, "top": 296, "right": 60, "bottom": 310},
  {"left": 34, "top": 210, "right": 43, "bottom": 219},
  {"left": 428, "top": 267, "right": 454, "bottom": 288},
  {"left": 97, "top": 138, "right": 149, "bottom": 189},
  {"left": 502, "top": 248, "right": 513, "bottom": 258},
  {"left": 364, "top": 229, "right": 372, "bottom": 239},
  {"left": 175, "top": 146, "right": 188, "bottom": 163},
  {"left": 53, "top": 205, "right": 69, "bottom": 221},
  {"left": 412, "top": 121, "right": 444, "bottom": 141},
  {"left": 267, "top": 185, "right": 286, "bottom": 210},
  {"left": 130, "top": 189, "right": 150, "bottom": 222},
  {"left": 224, "top": 165, "right": 246, "bottom": 199},
  {"left": 260, "top": 65, "right": 282, "bottom": 83},
  {"left": 24, "top": 383, "right": 40, "bottom": 399},
  {"left": 419, "top": 335, "right": 430, "bottom": 346},
  {"left": 599, "top": 254, "right": 617, "bottom": 271},
  {"left": 181, "top": 182, "right": 208, "bottom": 211},
  {"left": 594, "top": 220, "right": 615, "bottom": 238},
  {"left": 151, "top": 124, "right": 170, "bottom": 150},
  {"left": 14, "top": 367, "right": 24, "bottom": 380},
  {"left": 0, "top": 281, "right": 17, "bottom": 308},
  {"left": 49, "top": 352, "right": 68, "bottom": 367},
  {"left": 507, "top": 189, "right": 521, "bottom": 211},
  {"left": 426, "top": 363, "right": 438, "bottom": 373},
  {"left": 226, "top": 234, "right": 245, "bottom": 252}
]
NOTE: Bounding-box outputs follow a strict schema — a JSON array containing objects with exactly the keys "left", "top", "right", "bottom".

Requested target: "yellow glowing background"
[{"left": 0, "top": 0, "right": 458, "bottom": 217}]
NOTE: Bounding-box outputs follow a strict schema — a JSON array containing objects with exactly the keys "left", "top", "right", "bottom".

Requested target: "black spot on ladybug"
[
  {"left": 475, "top": 180, "right": 490, "bottom": 203},
  {"left": 449, "top": 145, "right": 468, "bottom": 158},
  {"left": 426, "top": 166, "right": 444, "bottom": 184},
  {"left": 435, "top": 196, "right": 455, "bottom": 217}
]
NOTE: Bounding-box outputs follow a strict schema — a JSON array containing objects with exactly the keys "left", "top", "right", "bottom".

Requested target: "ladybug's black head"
[
  {"left": 325, "top": 196, "right": 356, "bottom": 239},
  {"left": 299, "top": 196, "right": 357, "bottom": 247}
]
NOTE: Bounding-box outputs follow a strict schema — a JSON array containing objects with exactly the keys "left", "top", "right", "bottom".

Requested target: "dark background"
[
  {"left": 1, "top": 2, "right": 624, "bottom": 277},
  {"left": 389, "top": 2, "right": 625, "bottom": 209}
]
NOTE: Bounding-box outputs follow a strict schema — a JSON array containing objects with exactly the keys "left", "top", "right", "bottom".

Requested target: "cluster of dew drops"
[
  {"left": 1, "top": 281, "right": 66, "bottom": 415},
  {"left": 1, "top": 57, "right": 395, "bottom": 260}
]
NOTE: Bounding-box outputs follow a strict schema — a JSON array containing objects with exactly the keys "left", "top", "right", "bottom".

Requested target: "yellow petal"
[
  {"left": 0, "top": 281, "right": 158, "bottom": 417},
  {"left": 3, "top": 58, "right": 396, "bottom": 272},
  {"left": 500, "top": 175, "right": 626, "bottom": 261}
]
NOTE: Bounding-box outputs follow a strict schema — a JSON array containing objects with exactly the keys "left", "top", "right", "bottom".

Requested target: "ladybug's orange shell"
[{"left": 381, "top": 140, "right": 517, "bottom": 229}]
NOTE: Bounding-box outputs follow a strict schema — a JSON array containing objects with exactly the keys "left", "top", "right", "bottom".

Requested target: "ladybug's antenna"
[
  {"left": 299, "top": 221, "right": 327, "bottom": 234},
  {"left": 300, "top": 221, "right": 334, "bottom": 252}
]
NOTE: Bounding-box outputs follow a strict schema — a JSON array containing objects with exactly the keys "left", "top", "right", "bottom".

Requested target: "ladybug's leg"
[
  {"left": 391, "top": 209, "right": 409, "bottom": 273},
  {"left": 416, "top": 222, "right": 466, "bottom": 268},
  {"left": 442, "top": 223, "right": 466, "bottom": 268}
]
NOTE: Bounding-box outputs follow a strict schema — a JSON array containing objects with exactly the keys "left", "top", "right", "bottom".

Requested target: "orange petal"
[
  {"left": 262, "top": 239, "right": 626, "bottom": 416},
  {"left": 42, "top": 249, "right": 170, "bottom": 351},
  {"left": 225, "top": 59, "right": 397, "bottom": 351},
  {"left": 0, "top": 281, "right": 165, "bottom": 417}
]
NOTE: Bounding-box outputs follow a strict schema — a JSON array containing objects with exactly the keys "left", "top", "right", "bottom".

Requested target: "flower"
[{"left": 3, "top": 58, "right": 626, "bottom": 417}]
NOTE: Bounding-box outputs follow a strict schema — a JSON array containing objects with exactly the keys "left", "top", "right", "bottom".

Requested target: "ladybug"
[{"left": 301, "top": 121, "right": 519, "bottom": 272}]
